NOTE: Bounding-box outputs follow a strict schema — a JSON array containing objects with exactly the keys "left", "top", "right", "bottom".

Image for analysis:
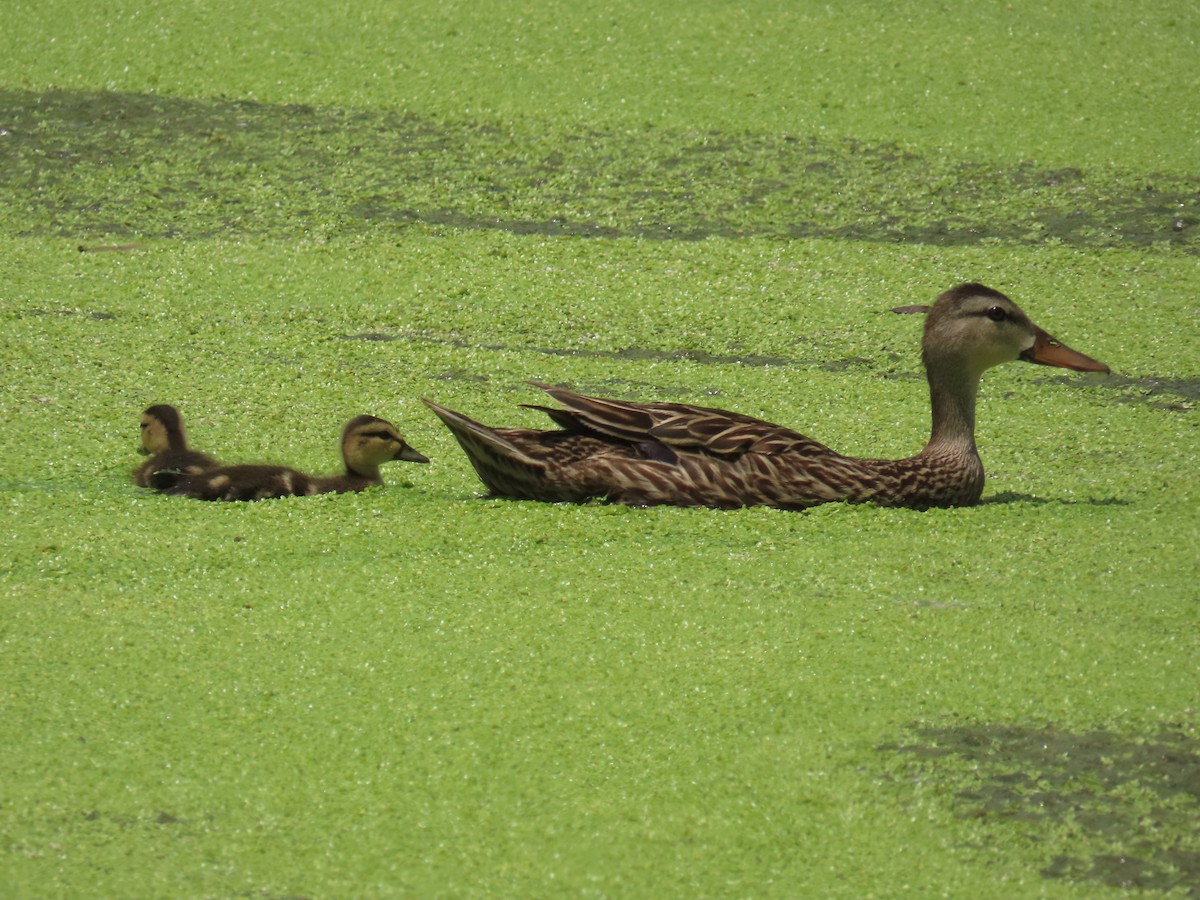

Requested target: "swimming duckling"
[
  {"left": 133, "top": 404, "right": 220, "bottom": 487},
  {"left": 151, "top": 415, "right": 429, "bottom": 501}
]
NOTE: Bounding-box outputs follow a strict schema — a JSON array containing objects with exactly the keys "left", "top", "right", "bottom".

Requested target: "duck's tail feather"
[{"left": 422, "top": 398, "right": 558, "bottom": 499}]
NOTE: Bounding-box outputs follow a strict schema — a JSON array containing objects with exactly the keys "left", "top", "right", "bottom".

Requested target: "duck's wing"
[{"left": 526, "top": 382, "right": 836, "bottom": 458}]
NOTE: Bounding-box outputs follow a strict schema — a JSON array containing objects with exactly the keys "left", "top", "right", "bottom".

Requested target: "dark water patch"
[
  {"left": 79, "top": 808, "right": 190, "bottom": 830},
  {"left": 78, "top": 242, "right": 143, "bottom": 253},
  {"left": 355, "top": 328, "right": 897, "bottom": 373},
  {"left": 342, "top": 327, "right": 1184, "bottom": 411},
  {"left": 1070, "top": 373, "right": 1199, "bottom": 410},
  {"left": 882, "top": 722, "right": 1200, "bottom": 894},
  {"left": 432, "top": 369, "right": 492, "bottom": 383},
  {"left": 20, "top": 307, "right": 116, "bottom": 320},
  {"left": 340, "top": 328, "right": 800, "bottom": 368},
  {"left": 541, "top": 344, "right": 798, "bottom": 368},
  {"left": 2, "top": 89, "right": 1196, "bottom": 252},
  {"left": 1028, "top": 372, "right": 1197, "bottom": 411},
  {"left": 981, "top": 492, "right": 1131, "bottom": 507}
]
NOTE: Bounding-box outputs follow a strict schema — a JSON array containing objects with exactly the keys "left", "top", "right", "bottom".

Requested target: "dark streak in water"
[
  {"left": 882, "top": 722, "right": 1200, "bottom": 894},
  {"left": 341, "top": 329, "right": 1198, "bottom": 408},
  {"left": 1, "top": 89, "right": 1196, "bottom": 252}
]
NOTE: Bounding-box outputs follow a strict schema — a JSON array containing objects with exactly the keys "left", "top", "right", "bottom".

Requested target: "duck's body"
[
  {"left": 152, "top": 415, "right": 429, "bottom": 501},
  {"left": 133, "top": 404, "right": 219, "bottom": 488},
  {"left": 423, "top": 396, "right": 985, "bottom": 509},
  {"left": 424, "top": 283, "right": 1109, "bottom": 510}
]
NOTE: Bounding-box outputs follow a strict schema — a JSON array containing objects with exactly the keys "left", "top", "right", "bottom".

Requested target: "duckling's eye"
[{"left": 986, "top": 306, "right": 1007, "bottom": 322}]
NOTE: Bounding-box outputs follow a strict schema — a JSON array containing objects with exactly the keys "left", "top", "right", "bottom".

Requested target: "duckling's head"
[
  {"left": 139, "top": 404, "right": 187, "bottom": 455},
  {"left": 919, "top": 283, "right": 1109, "bottom": 381},
  {"left": 342, "top": 415, "right": 430, "bottom": 475}
]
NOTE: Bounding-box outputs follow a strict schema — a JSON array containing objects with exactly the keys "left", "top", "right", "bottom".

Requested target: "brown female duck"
[
  {"left": 133, "top": 404, "right": 220, "bottom": 487},
  {"left": 423, "top": 283, "right": 1109, "bottom": 509},
  {"left": 151, "top": 415, "right": 429, "bottom": 501}
]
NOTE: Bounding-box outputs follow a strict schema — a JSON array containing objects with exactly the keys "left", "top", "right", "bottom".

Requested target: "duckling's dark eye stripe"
[{"left": 365, "top": 430, "right": 398, "bottom": 440}]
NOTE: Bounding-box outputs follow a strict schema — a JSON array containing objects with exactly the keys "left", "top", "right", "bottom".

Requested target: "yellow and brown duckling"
[
  {"left": 151, "top": 415, "right": 429, "bottom": 501},
  {"left": 133, "top": 404, "right": 220, "bottom": 488},
  {"left": 423, "top": 283, "right": 1109, "bottom": 510}
]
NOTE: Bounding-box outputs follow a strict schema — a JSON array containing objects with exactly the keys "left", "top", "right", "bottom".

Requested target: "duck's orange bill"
[{"left": 1020, "top": 327, "right": 1110, "bottom": 373}]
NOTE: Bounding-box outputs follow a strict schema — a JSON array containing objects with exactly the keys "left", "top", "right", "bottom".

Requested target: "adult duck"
[{"left": 423, "top": 283, "right": 1109, "bottom": 509}]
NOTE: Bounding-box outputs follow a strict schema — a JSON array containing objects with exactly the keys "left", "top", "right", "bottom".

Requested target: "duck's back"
[
  {"left": 155, "top": 464, "right": 313, "bottom": 500},
  {"left": 133, "top": 449, "right": 219, "bottom": 488}
]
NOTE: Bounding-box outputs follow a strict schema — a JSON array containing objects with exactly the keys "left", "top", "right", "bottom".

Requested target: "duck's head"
[
  {"left": 139, "top": 404, "right": 186, "bottom": 455},
  {"left": 912, "top": 283, "right": 1109, "bottom": 380},
  {"left": 342, "top": 415, "right": 430, "bottom": 474}
]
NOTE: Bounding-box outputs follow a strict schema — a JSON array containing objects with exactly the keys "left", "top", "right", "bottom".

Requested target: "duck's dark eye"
[{"left": 986, "top": 306, "right": 1007, "bottom": 322}]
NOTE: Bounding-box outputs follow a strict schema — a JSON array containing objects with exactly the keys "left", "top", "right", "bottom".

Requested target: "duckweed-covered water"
[
  {"left": 1, "top": 1, "right": 1197, "bottom": 897},
  {"left": 3, "top": 88, "right": 1196, "bottom": 251}
]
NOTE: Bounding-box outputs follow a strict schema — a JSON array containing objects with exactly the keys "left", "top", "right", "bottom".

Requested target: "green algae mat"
[{"left": 2, "top": 2, "right": 1197, "bottom": 897}]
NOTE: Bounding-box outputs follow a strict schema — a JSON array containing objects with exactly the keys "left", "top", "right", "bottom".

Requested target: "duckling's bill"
[{"left": 397, "top": 444, "right": 431, "bottom": 464}]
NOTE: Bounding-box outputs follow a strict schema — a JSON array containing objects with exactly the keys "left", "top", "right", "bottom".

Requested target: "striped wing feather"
[{"left": 528, "top": 382, "right": 836, "bottom": 458}]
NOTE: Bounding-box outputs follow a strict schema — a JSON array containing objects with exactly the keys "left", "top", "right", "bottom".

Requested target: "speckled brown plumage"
[
  {"left": 133, "top": 404, "right": 220, "bottom": 487},
  {"left": 424, "top": 283, "right": 1109, "bottom": 510},
  {"left": 151, "top": 415, "right": 429, "bottom": 501}
]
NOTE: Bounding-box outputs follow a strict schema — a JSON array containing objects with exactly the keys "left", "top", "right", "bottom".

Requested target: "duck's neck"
[
  {"left": 344, "top": 461, "right": 383, "bottom": 484},
  {"left": 921, "top": 361, "right": 980, "bottom": 457}
]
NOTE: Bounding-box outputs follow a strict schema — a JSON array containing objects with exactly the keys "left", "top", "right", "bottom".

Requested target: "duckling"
[
  {"left": 133, "top": 404, "right": 220, "bottom": 487},
  {"left": 151, "top": 415, "right": 429, "bottom": 501},
  {"left": 423, "top": 283, "right": 1109, "bottom": 509}
]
